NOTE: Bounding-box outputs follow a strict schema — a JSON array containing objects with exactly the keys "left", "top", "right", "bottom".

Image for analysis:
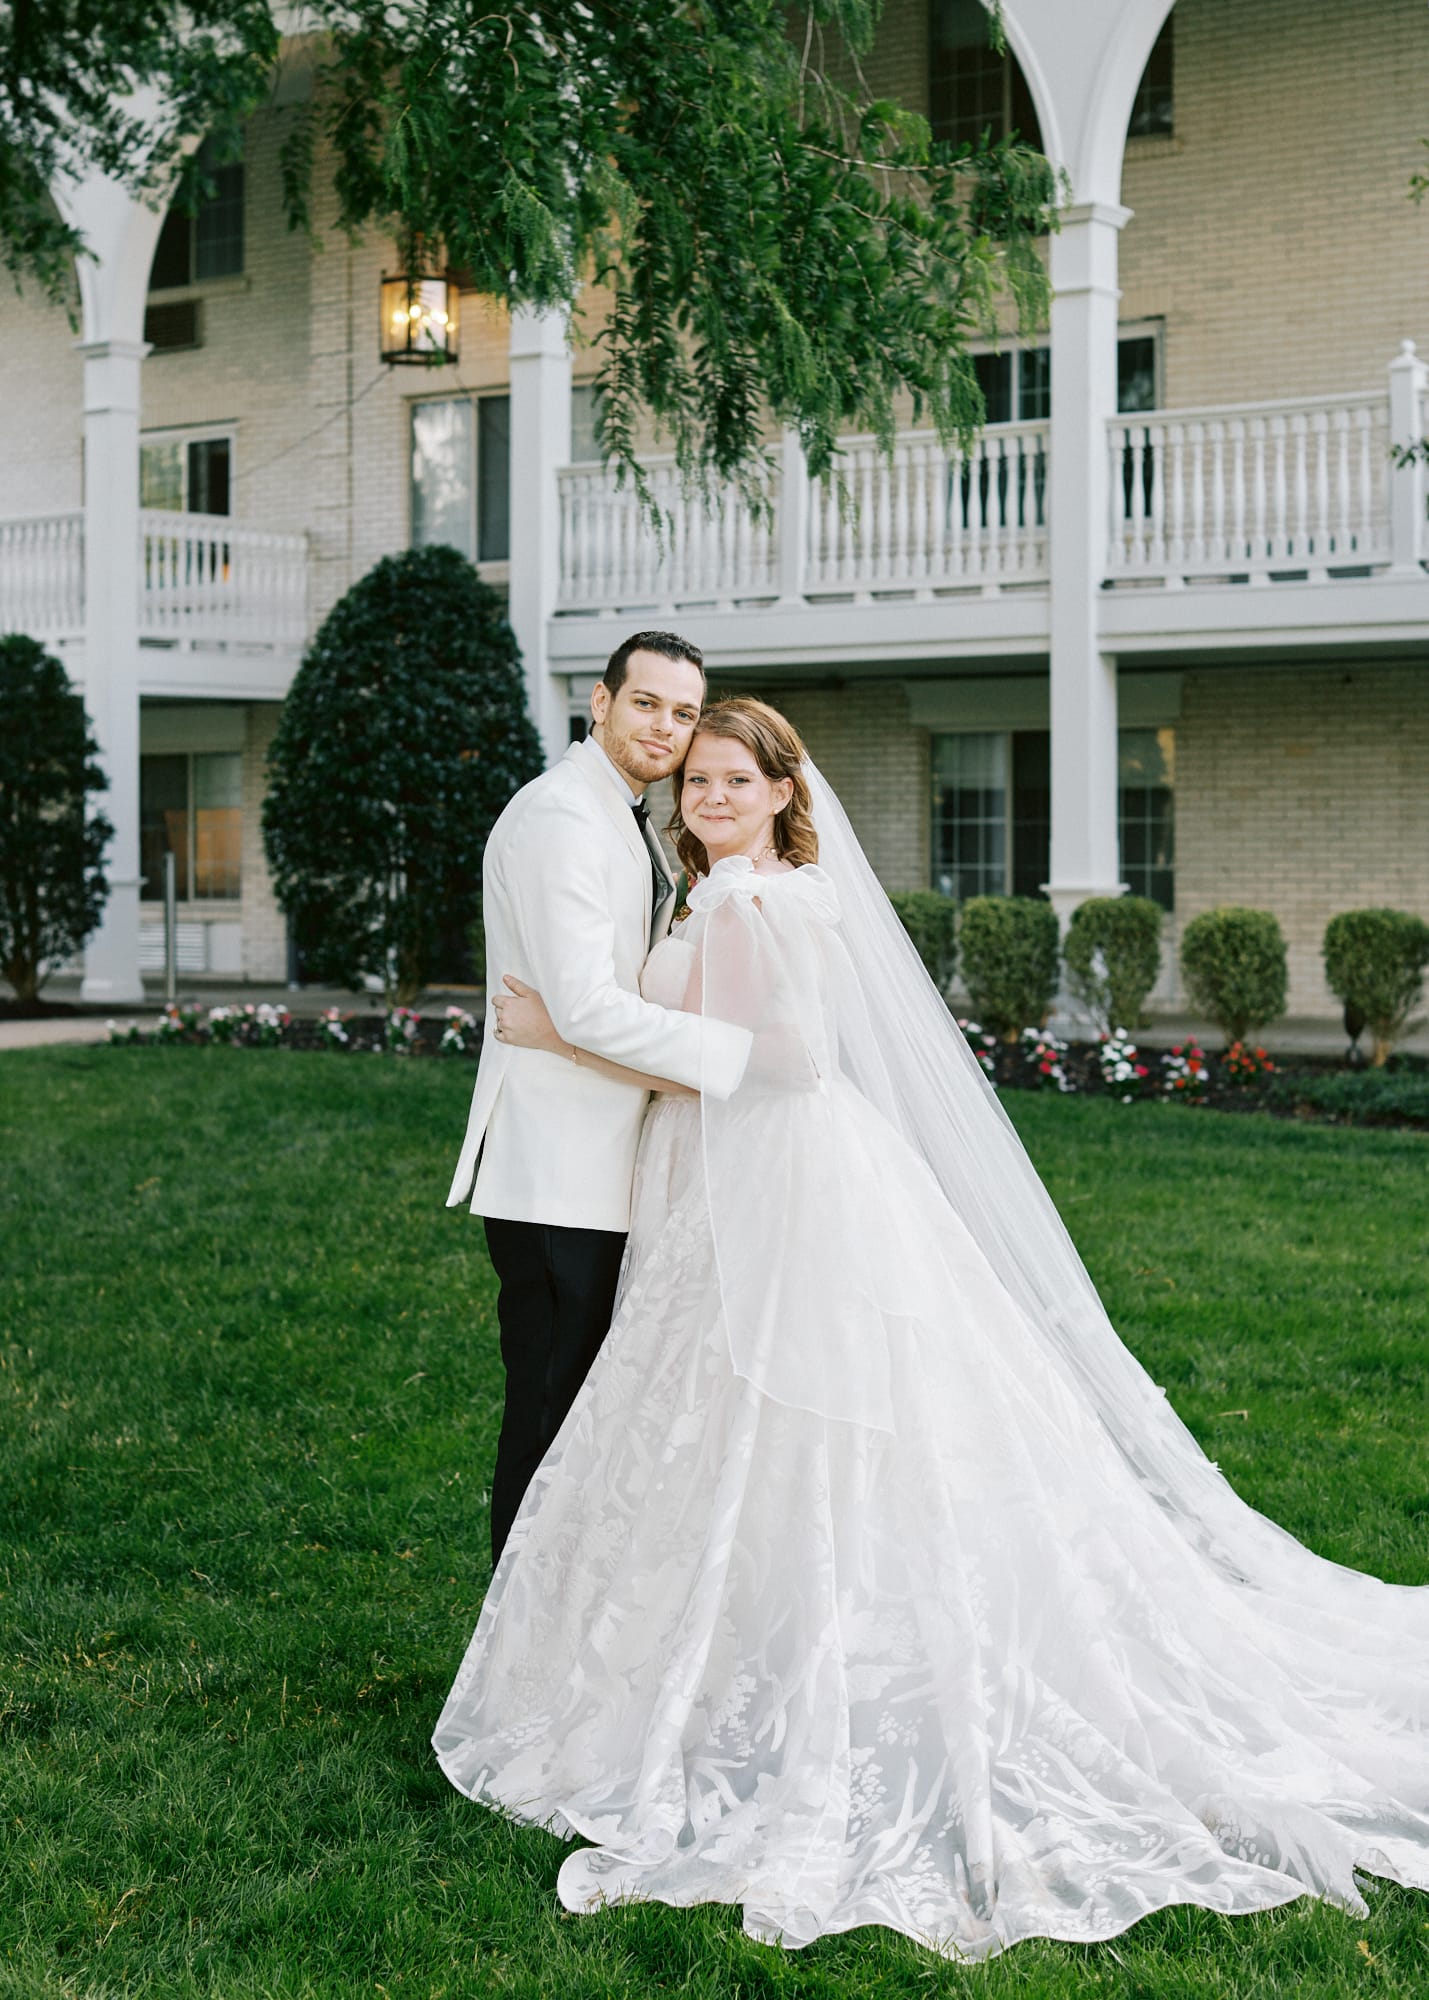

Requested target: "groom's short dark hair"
[{"left": 602, "top": 630, "right": 705, "bottom": 697}]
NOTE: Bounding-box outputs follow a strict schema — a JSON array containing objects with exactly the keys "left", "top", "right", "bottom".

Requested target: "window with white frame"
[
  {"left": 410, "top": 395, "right": 511, "bottom": 564},
  {"left": 932, "top": 727, "right": 1175, "bottom": 911},
  {"left": 148, "top": 137, "right": 245, "bottom": 289},
  {"left": 929, "top": 0, "right": 1043, "bottom": 151},
  {"left": 140, "top": 432, "right": 233, "bottom": 515},
  {"left": 1128, "top": 19, "right": 1175, "bottom": 139},
  {"left": 140, "top": 752, "right": 243, "bottom": 901}
]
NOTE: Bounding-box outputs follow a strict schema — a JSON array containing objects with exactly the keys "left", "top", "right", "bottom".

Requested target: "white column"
[
  {"left": 508, "top": 306, "right": 573, "bottom": 766},
  {"left": 1388, "top": 339, "right": 1427, "bottom": 575},
  {"left": 1043, "top": 201, "right": 1130, "bottom": 926},
  {"left": 79, "top": 337, "right": 147, "bottom": 1004}
]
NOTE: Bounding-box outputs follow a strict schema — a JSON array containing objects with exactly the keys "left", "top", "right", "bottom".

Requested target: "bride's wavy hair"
[{"left": 668, "top": 698, "right": 819, "bottom": 880}]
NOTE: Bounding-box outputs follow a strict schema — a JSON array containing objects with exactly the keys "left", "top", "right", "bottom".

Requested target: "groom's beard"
[{"left": 595, "top": 721, "right": 685, "bottom": 792}]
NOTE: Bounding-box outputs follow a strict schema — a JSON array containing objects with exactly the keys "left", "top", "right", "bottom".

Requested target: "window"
[
  {"left": 930, "top": 0, "right": 1043, "bottom": 150},
  {"left": 410, "top": 395, "right": 511, "bottom": 564},
  {"left": 932, "top": 727, "right": 1176, "bottom": 911},
  {"left": 571, "top": 383, "right": 605, "bottom": 464},
  {"left": 140, "top": 751, "right": 242, "bottom": 901},
  {"left": 1128, "top": 19, "right": 1174, "bottom": 139},
  {"left": 140, "top": 435, "right": 232, "bottom": 516},
  {"left": 1117, "top": 728, "right": 1175, "bottom": 910},
  {"left": 967, "top": 332, "right": 1156, "bottom": 427},
  {"left": 149, "top": 138, "right": 244, "bottom": 289}
]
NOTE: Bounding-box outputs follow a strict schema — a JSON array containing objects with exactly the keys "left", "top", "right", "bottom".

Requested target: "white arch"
[{"left": 998, "top": 0, "right": 1176, "bottom": 206}]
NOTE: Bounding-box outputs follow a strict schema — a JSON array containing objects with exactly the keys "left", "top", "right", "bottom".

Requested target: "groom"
[{"left": 448, "top": 631, "right": 751, "bottom": 1564}]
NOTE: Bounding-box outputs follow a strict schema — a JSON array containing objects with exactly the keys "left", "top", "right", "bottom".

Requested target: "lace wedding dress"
[{"left": 433, "top": 839, "right": 1429, "bottom": 1962}]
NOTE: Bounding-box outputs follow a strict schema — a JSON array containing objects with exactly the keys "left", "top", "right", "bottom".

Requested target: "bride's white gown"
[{"left": 434, "top": 863, "right": 1429, "bottom": 1962}]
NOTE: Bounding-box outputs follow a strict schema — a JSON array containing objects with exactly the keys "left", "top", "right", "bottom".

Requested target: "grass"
[{"left": 0, "top": 1046, "right": 1426, "bottom": 2000}]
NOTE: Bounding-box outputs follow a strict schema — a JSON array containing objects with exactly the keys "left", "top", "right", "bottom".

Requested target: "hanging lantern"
[{"left": 379, "top": 272, "right": 460, "bottom": 366}]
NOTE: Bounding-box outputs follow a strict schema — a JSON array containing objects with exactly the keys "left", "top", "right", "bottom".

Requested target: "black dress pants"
[{"left": 483, "top": 1217, "right": 627, "bottom": 1567}]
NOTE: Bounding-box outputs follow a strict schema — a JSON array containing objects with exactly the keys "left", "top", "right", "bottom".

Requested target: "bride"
[{"left": 432, "top": 697, "right": 1429, "bottom": 1962}]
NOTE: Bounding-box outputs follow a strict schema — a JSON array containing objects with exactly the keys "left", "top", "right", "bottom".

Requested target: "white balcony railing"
[
  {"left": 806, "top": 423, "right": 1049, "bottom": 594},
  {"left": 0, "top": 509, "right": 308, "bottom": 649},
  {"left": 557, "top": 423, "right": 1050, "bottom": 614},
  {"left": 1107, "top": 391, "right": 1393, "bottom": 583},
  {"left": 140, "top": 511, "right": 308, "bottom": 647},
  {"left": 559, "top": 456, "right": 782, "bottom": 611},
  {"left": 0, "top": 511, "right": 84, "bottom": 639}
]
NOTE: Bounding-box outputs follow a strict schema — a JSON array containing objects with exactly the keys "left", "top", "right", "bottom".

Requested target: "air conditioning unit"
[{"left": 144, "top": 300, "right": 202, "bottom": 353}]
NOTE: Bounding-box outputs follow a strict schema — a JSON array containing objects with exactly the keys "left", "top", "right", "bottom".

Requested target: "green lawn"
[{"left": 1, "top": 1047, "right": 1426, "bottom": 2000}]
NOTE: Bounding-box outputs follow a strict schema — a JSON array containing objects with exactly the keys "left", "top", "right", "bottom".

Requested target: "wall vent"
[{"left": 144, "top": 299, "right": 201, "bottom": 353}]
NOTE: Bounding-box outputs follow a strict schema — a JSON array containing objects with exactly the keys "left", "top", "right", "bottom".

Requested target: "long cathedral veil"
[{"left": 693, "top": 759, "right": 1427, "bottom": 1628}]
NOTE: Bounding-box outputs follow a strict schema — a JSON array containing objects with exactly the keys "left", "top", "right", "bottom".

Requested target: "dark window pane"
[
  {"left": 478, "top": 395, "right": 511, "bottom": 562},
  {"left": 1118, "top": 726, "right": 1176, "bottom": 910},
  {"left": 1117, "top": 336, "right": 1158, "bottom": 413},
  {"left": 187, "top": 437, "right": 231, "bottom": 516},
  {"left": 140, "top": 754, "right": 190, "bottom": 900},
  {"left": 1128, "top": 18, "right": 1174, "bottom": 138},
  {"left": 1018, "top": 346, "right": 1051, "bottom": 422},
  {"left": 1010, "top": 729, "right": 1050, "bottom": 900},
  {"left": 930, "top": 0, "right": 1043, "bottom": 151},
  {"left": 149, "top": 206, "right": 191, "bottom": 291},
  {"left": 932, "top": 732, "right": 1007, "bottom": 899},
  {"left": 194, "top": 140, "right": 244, "bottom": 280},
  {"left": 973, "top": 350, "right": 1013, "bottom": 425}
]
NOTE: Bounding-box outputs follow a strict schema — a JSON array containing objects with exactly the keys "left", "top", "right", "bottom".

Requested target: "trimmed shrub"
[
  {"left": 890, "top": 890, "right": 958, "bottom": 993},
  {"left": 1062, "top": 895, "right": 1164, "bottom": 1033},
  {"left": 1266, "top": 1067, "right": 1429, "bottom": 1127},
  {"left": 959, "top": 895, "right": 1060, "bottom": 1041},
  {"left": 263, "top": 546, "right": 542, "bottom": 1005},
  {"left": 1322, "top": 908, "right": 1429, "bottom": 1068},
  {"left": 0, "top": 634, "right": 112, "bottom": 1005},
  {"left": 1179, "top": 906, "right": 1288, "bottom": 1046}
]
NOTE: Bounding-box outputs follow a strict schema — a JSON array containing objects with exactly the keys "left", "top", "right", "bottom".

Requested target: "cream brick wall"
[
  {"left": 1175, "top": 661, "right": 1429, "bottom": 1017},
  {"left": 240, "top": 702, "right": 287, "bottom": 981},
  {"left": 750, "top": 680, "right": 931, "bottom": 891},
  {"left": 0, "top": 274, "right": 82, "bottom": 516}
]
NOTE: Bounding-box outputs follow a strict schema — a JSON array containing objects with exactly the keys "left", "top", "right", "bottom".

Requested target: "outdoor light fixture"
[{"left": 379, "top": 272, "right": 460, "bottom": 366}]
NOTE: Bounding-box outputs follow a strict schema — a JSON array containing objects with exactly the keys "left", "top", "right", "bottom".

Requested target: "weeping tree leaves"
[
  {"left": 0, "top": 0, "right": 277, "bottom": 300},
  {"left": 261, "top": 547, "right": 542, "bottom": 1007},
  {"left": 289, "top": 0, "right": 1060, "bottom": 494},
  {"left": 0, "top": 635, "right": 112, "bottom": 1006}
]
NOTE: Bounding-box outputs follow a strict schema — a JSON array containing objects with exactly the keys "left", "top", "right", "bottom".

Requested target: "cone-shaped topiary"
[
  {"left": 1323, "top": 908, "right": 1429, "bottom": 1068},
  {"left": 1063, "top": 895, "right": 1164, "bottom": 1034},
  {"left": 1179, "top": 906, "right": 1288, "bottom": 1047},
  {"left": 262, "top": 546, "right": 543, "bottom": 1005},
  {"left": 958, "top": 895, "right": 1060, "bottom": 1042},
  {"left": 0, "top": 634, "right": 112, "bottom": 1007}
]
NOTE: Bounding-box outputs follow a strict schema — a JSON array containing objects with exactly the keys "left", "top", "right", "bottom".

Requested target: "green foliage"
[
  {"left": 889, "top": 889, "right": 957, "bottom": 992},
  {"left": 0, "top": 633, "right": 112, "bottom": 1004},
  {"left": 1179, "top": 906, "right": 1288, "bottom": 1047},
  {"left": 0, "top": 0, "right": 278, "bottom": 303},
  {"left": 958, "top": 894, "right": 1060, "bottom": 1040},
  {"left": 2, "top": 1050, "right": 1427, "bottom": 1997},
  {"left": 262, "top": 546, "right": 541, "bottom": 1006},
  {"left": 1322, "top": 908, "right": 1429, "bottom": 1068},
  {"left": 1063, "top": 895, "right": 1165, "bottom": 1033},
  {"left": 1267, "top": 1065, "right": 1429, "bottom": 1127}
]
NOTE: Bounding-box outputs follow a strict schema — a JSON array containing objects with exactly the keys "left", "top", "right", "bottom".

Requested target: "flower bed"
[{"left": 107, "top": 1003, "right": 481, "bottom": 1058}]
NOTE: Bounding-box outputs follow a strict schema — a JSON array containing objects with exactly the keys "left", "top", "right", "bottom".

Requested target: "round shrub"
[
  {"left": 958, "top": 895, "right": 1060, "bottom": 1041},
  {"left": 1322, "top": 908, "right": 1429, "bottom": 1068},
  {"left": 1179, "top": 906, "right": 1288, "bottom": 1046},
  {"left": 263, "top": 546, "right": 543, "bottom": 1005},
  {"left": 889, "top": 890, "right": 958, "bottom": 993},
  {"left": 1062, "top": 894, "right": 1164, "bottom": 1033}
]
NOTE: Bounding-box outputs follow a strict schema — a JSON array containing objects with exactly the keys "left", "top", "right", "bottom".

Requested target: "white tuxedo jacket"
[{"left": 448, "top": 735, "right": 751, "bottom": 1232}]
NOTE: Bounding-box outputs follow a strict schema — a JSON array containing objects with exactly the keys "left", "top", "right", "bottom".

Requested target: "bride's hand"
[{"left": 492, "top": 975, "right": 565, "bottom": 1054}]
